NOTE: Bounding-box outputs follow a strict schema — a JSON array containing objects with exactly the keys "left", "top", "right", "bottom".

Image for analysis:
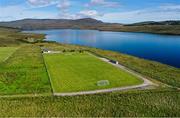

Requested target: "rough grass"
[
  {"left": 44, "top": 52, "right": 143, "bottom": 93},
  {"left": 0, "top": 27, "right": 45, "bottom": 46},
  {"left": 0, "top": 90, "right": 179, "bottom": 117},
  {"left": 0, "top": 45, "right": 51, "bottom": 94},
  {"left": 0, "top": 27, "right": 23, "bottom": 46},
  {"left": 90, "top": 49, "right": 180, "bottom": 88},
  {"left": 0, "top": 47, "right": 18, "bottom": 62}
]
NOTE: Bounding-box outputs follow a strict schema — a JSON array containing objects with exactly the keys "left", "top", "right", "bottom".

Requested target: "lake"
[{"left": 24, "top": 29, "right": 180, "bottom": 68}]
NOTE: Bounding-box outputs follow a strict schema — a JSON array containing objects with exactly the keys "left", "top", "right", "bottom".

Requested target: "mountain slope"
[
  {"left": 0, "top": 19, "right": 180, "bottom": 35},
  {"left": 127, "top": 20, "right": 180, "bottom": 26},
  {"left": 0, "top": 18, "right": 104, "bottom": 30}
]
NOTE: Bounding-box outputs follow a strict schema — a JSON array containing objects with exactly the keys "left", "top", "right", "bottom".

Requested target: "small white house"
[
  {"left": 115, "top": 61, "right": 119, "bottom": 65},
  {"left": 42, "top": 48, "right": 51, "bottom": 53},
  {"left": 109, "top": 60, "right": 119, "bottom": 65},
  {"left": 46, "top": 50, "right": 51, "bottom": 53}
]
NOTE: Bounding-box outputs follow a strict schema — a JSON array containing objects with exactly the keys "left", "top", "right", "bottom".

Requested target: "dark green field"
[
  {"left": 0, "top": 45, "right": 51, "bottom": 94},
  {"left": 0, "top": 27, "right": 179, "bottom": 117},
  {"left": 40, "top": 42, "right": 180, "bottom": 88},
  {"left": 44, "top": 52, "right": 142, "bottom": 92}
]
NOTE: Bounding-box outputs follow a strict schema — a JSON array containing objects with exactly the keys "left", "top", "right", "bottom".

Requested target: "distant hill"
[
  {"left": 0, "top": 18, "right": 105, "bottom": 30},
  {"left": 127, "top": 20, "right": 180, "bottom": 26},
  {"left": 0, "top": 18, "right": 180, "bottom": 35}
]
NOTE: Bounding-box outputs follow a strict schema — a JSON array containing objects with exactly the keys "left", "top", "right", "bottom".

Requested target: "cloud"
[
  {"left": 0, "top": 5, "right": 57, "bottom": 21},
  {"left": 57, "top": 0, "right": 71, "bottom": 10},
  {"left": 27, "top": 0, "right": 70, "bottom": 8},
  {"left": 57, "top": 0, "right": 73, "bottom": 19},
  {"left": 27, "top": 0, "right": 55, "bottom": 6},
  {"left": 1, "top": 0, "right": 103, "bottom": 21},
  {"left": 2, "top": 1, "right": 180, "bottom": 23},
  {"left": 56, "top": 1, "right": 102, "bottom": 19},
  {"left": 159, "top": 4, "right": 180, "bottom": 11},
  {"left": 27, "top": 0, "right": 72, "bottom": 19},
  {"left": 58, "top": 10, "right": 102, "bottom": 19},
  {"left": 100, "top": 5, "right": 180, "bottom": 23},
  {"left": 78, "top": 10, "right": 103, "bottom": 18},
  {"left": 86, "top": 0, "right": 119, "bottom": 7}
]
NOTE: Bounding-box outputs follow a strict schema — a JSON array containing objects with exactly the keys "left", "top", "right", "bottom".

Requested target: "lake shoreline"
[
  {"left": 23, "top": 28, "right": 180, "bottom": 36},
  {"left": 24, "top": 29, "right": 180, "bottom": 68}
]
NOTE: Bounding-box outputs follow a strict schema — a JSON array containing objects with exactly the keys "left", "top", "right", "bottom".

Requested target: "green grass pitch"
[{"left": 44, "top": 52, "right": 143, "bottom": 93}]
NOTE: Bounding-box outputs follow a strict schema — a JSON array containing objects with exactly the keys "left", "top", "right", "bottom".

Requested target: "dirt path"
[
  {"left": 0, "top": 93, "right": 51, "bottom": 98},
  {"left": 54, "top": 55, "right": 156, "bottom": 96},
  {"left": 54, "top": 84, "right": 151, "bottom": 96}
]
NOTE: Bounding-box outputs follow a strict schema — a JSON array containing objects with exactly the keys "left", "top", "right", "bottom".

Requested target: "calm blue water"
[{"left": 25, "top": 29, "right": 180, "bottom": 68}]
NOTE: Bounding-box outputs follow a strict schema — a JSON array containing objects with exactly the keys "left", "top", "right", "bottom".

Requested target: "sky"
[{"left": 0, "top": 0, "right": 180, "bottom": 23}]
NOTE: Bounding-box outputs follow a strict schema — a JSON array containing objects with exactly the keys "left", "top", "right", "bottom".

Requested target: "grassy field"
[
  {"left": 0, "top": 27, "right": 179, "bottom": 117},
  {"left": 44, "top": 52, "right": 143, "bottom": 92},
  {"left": 0, "top": 90, "right": 179, "bottom": 117},
  {"left": 0, "top": 45, "right": 51, "bottom": 95},
  {"left": 0, "top": 47, "right": 18, "bottom": 62},
  {"left": 39, "top": 42, "right": 180, "bottom": 88}
]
